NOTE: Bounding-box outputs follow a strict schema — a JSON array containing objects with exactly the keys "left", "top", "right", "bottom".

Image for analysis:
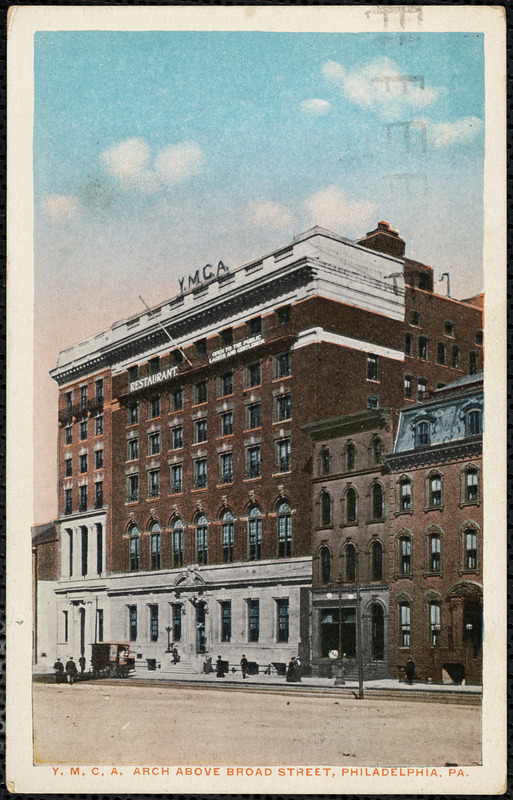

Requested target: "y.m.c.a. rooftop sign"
[{"left": 178, "top": 261, "right": 229, "bottom": 294}]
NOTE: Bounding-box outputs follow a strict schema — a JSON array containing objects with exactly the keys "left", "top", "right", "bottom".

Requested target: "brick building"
[
  {"left": 386, "top": 374, "right": 483, "bottom": 684},
  {"left": 48, "top": 222, "right": 483, "bottom": 674}
]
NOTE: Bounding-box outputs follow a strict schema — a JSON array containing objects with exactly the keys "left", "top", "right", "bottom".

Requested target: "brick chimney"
[{"left": 358, "top": 221, "right": 405, "bottom": 258}]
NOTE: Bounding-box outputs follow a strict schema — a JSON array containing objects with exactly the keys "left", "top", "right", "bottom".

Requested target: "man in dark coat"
[
  {"left": 405, "top": 657, "right": 415, "bottom": 685},
  {"left": 53, "top": 657, "right": 65, "bottom": 683},
  {"left": 286, "top": 657, "right": 297, "bottom": 682},
  {"left": 66, "top": 657, "right": 78, "bottom": 685},
  {"left": 78, "top": 655, "right": 86, "bottom": 674},
  {"left": 215, "top": 655, "right": 225, "bottom": 678},
  {"left": 240, "top": 654, "right": 248, "bottom": 679}
]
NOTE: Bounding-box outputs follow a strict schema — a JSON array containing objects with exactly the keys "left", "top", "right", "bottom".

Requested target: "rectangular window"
[
  {"left": 65, "top": 424, "right": 73, "bottom": 445},
  {"left": 194, "top": 459, "right": 207, "bottom": 489},
  {"left": 172, "top": 426, "right": 183, "bottom": 449},
  {"left": 128, "top": 402, "right": 139, "bottom": 425},
  {"left": 276, "top": 599, "right": 289, "bottom": 643},
  {"left": 248, "top": 362, "right": 261, "bottom": 387},
  {"left": 399, "top": 604, "right": 411, "bottom": 647},
  {"left": 173, "top": 526, "right": 183, "bottom": 567},
  {"left": 65, "top": 457, "right": 72, "bottom": 477},
  {"left": 452, "top": 345, "right": 461, "bottom": 369},
  {"left": 469, "top": 351, "right": 478, "bottom": 375},
  {"left": 149, "top": 357, "right": 160, "bottom": 375},
  {"left": 278, "top": 352, "right": 291, "bottom": 378},
  {"left": 130, "top": 536, "right": 139, "bottom": 571},
  {"left": 81, "top": 527, "right": 88, "bottom": 576},
  {"left": 222, "top": 518, "right": 234, "bottom": 563},
  {"left": 195, "top": 419, "right": 208, "bottom": 443},
  {"left": 171, "top": 464, "right": 182, "bottom": 493},
  {"left": 247, "top": 446, "right": 261, "bottom": 478},
  {"left": 64, "top": 488, "right": 72, "bottom": 515},
  {"left": 79, "top": 485, "right": 88, "bottom": 512},
  {"left": 68, "top": 530, "right": 73, "bottom": 575},
  {"left": 95, "top": 378, "right": 104, "bottom": 404},
  {"left": 220, "top": 372, "right": 234, "bottom": 396},
  {"left": 404, "top": 375, "right": 412, "bottom": 399},
  {"left": 128, "top": 365, "right": 138, "bottom": 383},
  {"left": 149, "top": 431, "right": 161, "bottom": 455},
  {"left": 248, "top": 599, "right": 260, "bottom": 642},
  {"left": 410, "top": 310, "right": 420, "bottom": 326},
  {"left": 195, "top": 338, "right": 207, "bottom": 357},
  {"left": 97, "top": 609, "right": 104, "bottom": 642},
  {"left": 277, "top": 439, "right": 291, "bottom": 473},
  {"left": 63, "top": 610, "right": 69, "bottom": 642},
  {"left": 400, "top": 538, "right": 411, "bottom": 574},
  {"left": 465, "top": 469, "right": 478, "bottom": 502},
  {"left": 129, "top": 606, "right": 137, "bottom": 642},
  {"left": 436, "top": 342, "right": 446, "bottom": 365},
  {"left": 278, "top": 511, "right": 292, "bottom": 558},
  {"left": 429, "top": 603, "right": 441, "bottom": 646},
  {"left": 195, "top": 380, "right": 207, "bottom": 404},
  {"left": 220, "top": 327, "right": 233, "bottom": 346},
  {"left": 95, "top": 449, "right": 104, "bottom": 469},
  {"left": 96, "top": 523, "right": 103, "bottom": 575},
  {"left": 171, "top": 387, "right": 183, "bottom": 411},
  {"left": 197, "top": 523, "right": 208, "bottom": 565},
  {"left": 95, "top": 481, "right": 103, "bottom": 509},
  {"left": 404, "top": 333, "right": 413, "bottom": 356},
  {"left": 247, "top": 402, "right": 261, "bottom": 429},
  {"left": 221, "top": 411, "right": 233, "bottom": 436},
  {"left": 276, "top": 305, "right": 291, "bottom": 326},
  {"left": 150, "top": 604, "right": 159, "bottom": 641},
  {"left": 367, "top": 397, "right": 379, "bottom": 409},
  {"left": 79, "top": 419, "right": 88, "bottom": 440},
  {"left": 417, "top": 379, "right": 427, "bottom": 400},
  {"left": 149, "top": 396, "right": 160, "bottom": 419},
  {"left": 444, "top": 321, "right": 454, "bottom": 336},
  {"left": 127, "top": 438, "right": 139, "bottom": 461},
  {"left": 475, "top": 329, "right": 484, "bottom": 346},
  {"left": 247, "top": 316, "right": 262, "bottom": 335},
  {"left": 249, "top": 513, "right": 262, "bottom": 560},
  {"left": 418, "top": 336, "right": 428, "bottom": 360},
  {"left": 127, "top": 474, "right": 139, "bottom": 502},
  {"left": 173, "top": 349, "right": 184, "bottom": 366},
  {"left": 221, "top": 602, "right": 231, "bottom": 642},
  {"left": 429, "top": 535, "right": 441, "bottom": 572},
  {"left": 65, "top": 391, "right": 73, "bottom": 414},
  {"left": 148, "top": 469, "right": 160, "bottom": 498},
  {"left": 79, "top": 453, "right": 88, "bottom": 473},
  {"left": 151, "top": 533, "right": 161, "bottom": 570},
  {"left": 277, "top": 394, "right": 291, "bottom": 421},
  {"left": 366, "top": 354, "right": 378, "bottom": 381},
  {"left": 173, "top": 604, "right": 182, "bottom": 641},
  {"left": 400, "top": 480, "right": 412, "bottom": 510},
  {"left": 95, "top": 414, "right": 104, "bottom": 436},
  {"left": 80, "top": 385, "right": 88, "bottom": 410},
  {"left": 220, "top": 452, "right": 233, "bottom": 484}
]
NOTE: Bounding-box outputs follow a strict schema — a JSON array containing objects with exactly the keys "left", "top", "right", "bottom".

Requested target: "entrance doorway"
[
  {"left": 371, "top": 604, "right": 384, "bottom": 661},
  {"left": 196, "top": 602, "right": 206, "bottom": 653},
  {"left": 320, "top": 607, "right": 356, "bottom": 658},
  {"left": 462, "top": 600, "right": 482, "bottom": 657}
]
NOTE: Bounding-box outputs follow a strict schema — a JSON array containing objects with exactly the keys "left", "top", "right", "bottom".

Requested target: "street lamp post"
[{"left": 355, "top": 585, "right": 364, "bottom": 700}]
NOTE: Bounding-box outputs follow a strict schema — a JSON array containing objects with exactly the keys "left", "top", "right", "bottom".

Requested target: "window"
[
  {"left": 79, "top": 419, "right": 88, "bottom": 440},
  {"left": 80, "top": 385, "right": 88, "bottom": 410},
  {"left": 277, "top": 439, "right": 291, "bottom": 473},
  {"left": 127, "top": 438, "right": 139, "bottom": 461},
  {"left": 367, "top": 396, "right": 379, "bottom": 409},
  {"left": 404, "top": 374, "right": 412, "bottom": 399},
  {"left": 171, "top": 387, "right": 184, "bottom": 412},
  {"left": 399, "top": 604, "right": 411, "bottom": 647},
  {"left": 173, "top": 604, "right": 182, "bottom": 641},
  {"left": 220, "top": 372, "right": 233, "bottom": 396},
  {"left": 320, "top": 547, "right": 331, "bottom": 584},
  {"left": 418, "top": 272, "right": 430, "bottom": 291},
  {"left": 372, "top": 483, "right": 383, "bottom": 519},
  {"left": 150, "top": 604, "right": 159, "bottom": 641},
  {"left": 171, "top": 464, "right": 182, "bottom": 493},
  {"left": 62, "top": 610, "right": 69, "bottom": 642},
  {"left": 96, "top": 523, "right": 103, "bottom": 575},
  {"left": 444, "top": 321, "right": 454, "bottom": 336},
  {"left": 127, "top": 473, "right": 139, "bottom": 502},
  {"left": 276, "top": 305, "right": 291, "bottom": 325},
  {"left": 248, "top": 599, "right": 260, "bottom": 641},
  {"left": 277, "top": 352, "right": 291, "bottom": 377},
  {"left": 129, "top": 606, "right": 137, "bottom": 642},
  {"left": 149, "top": 431, "right": 161, "bottom": 455},
  {"left": 65, "top": 424, "right": 73, "bottom": 445},
  {"left": 466, "top": 409, "right": 482, "bottom": 436},
  {"left": 410, "top": 310, "right": 420, "bottom": 325},
  {"left": 129, "top": 526, "right": 140, "bottom": 570},
  {"left": 248, "top": 507, "right": 262, "bottom": 560},
  {"left": 95, "top": 378, "right": 104, "bottom": 404},
  {"left": 321, "top": 449, "right": 330, "bottom": 475},
  {"left": 221, "top": 602, "right": 232, "bottom": 642},
  {"left": 464, "top": 529, "right": 478, "bottom": 570},
  {"left": 128, "top": 365, "right": 138, "bottom": 383},
  {"left": 96, "top": 609, "right": 103, "bottom": 642},
  {"left": 94, "top": 414, "right": 104, "bottom": 436},
  {"left": 248, "top": 316, "right": 262, "bottom": 336},
  {"left": 149, "top": 396, "right": 160, "bottom": 419},
  {"left": 372, "top": 438, "right": 382, "bottom": 464},
  {"left": 367, "top": 354, "right": 378, "bottom": 381},
  {"left": 172, "top": 426, "right": 183, "bottom": 449},
  {"left": 148, "top": 469, "right": 160, "bottom": 498},
  {"left": 222, "top": 511, "right": 234, "bottom": 563},
  {"left": 220, "top": 327, "right": 233, "bottom": 346},
  {"left": 404, "top": 333, "right": 413, "bottom": 356},
  {"left": 428, "top": 533, "right": 441, "bottom": 572},
  {"left": 95, "top": 449, "right": 103, "bottom": 469},
  {"left": 221, "top": 411, "right": 233, "bottom": 436},
  {"left": 65, "top": 457, "right": 72, "bottom": 477},
  {"left": 196, "top": 515, "right": 208, "bottom": 565},
  {"left": 399, "top": 536, "right": 411, "bottom": 575},
  {"left": 172, "top": 519, "right": 184, "bottom": 567},
  {"left": 469, "top": 351, "right": 478, "bottom": 375},
  {"left": 67, "top": 529, "right": 73, "bottom": 575},
  {"left": 95, "top": 481, "right": 103, "bottom": 509},
  {"left": 321, "top": 493, "right": 331, "bottom": 527},
  {"left": 436, "top": 342, "right": 446, "bottom": 365},
  {"left": 371, "top": 541, "right": 383, "bottom": 581},
  {"left": 278, "top": 503, "right": 292, "bottom": 557},
  {"left": 277, "top": 599, "right": 289, "bottom": 643},
  {"left": 247, "top": 446, "right": 261, "bottom": 478},
  {"left": 475, "top": 329, "right": 483, "bottom": 346},
  {"left": 80, "top": 527, "right": 88, "bottom": 576},
  {"left": 437, "top": 382, "right": 446, "bottom": 390},
  {"left": 346, "top": 443, "right": 356, "bottom": 471},
  {"left": 173, "top": 349, "right": 184, "bottom": 366},
  {"left": 428, "top": 474, "right": 442, "bottom": 507},
  {"left": 220, "top": 452, "right": 233, "bottom": 484},
  {"left": 451, "top": 345, "right": 460, "bottom": 369},
  {"left": 399, "top": 478, "right": 412, "bottom": 511},
  {"left": 465, "top": 468, "right": 479, "bottom": 503},
  {"left": 346, "top": 487, "right": 357, "bottom": 523},
  {"left": 415, "top": 420, "right": 430, "bottom": 447},
  {"left": 128, "top": 402, "right": 139, "bottom": 425},
  {"left": 195, "top": 338, "right": 207, "bottom": 357},
  {"left": 195, "top": 380, "right": 207, "bottom": 404},
  {"left": 277, "top": 394, "right": 291, "bottom": 421},
  {"left": 248, "top": 362, "right": 261, "bottom": 387},
  {"left": 247, "top": 402, "right": 261, "bottom": 430},
  {"left": 149, "top": 357, "right": 160, "bottom": 375},
  {"left": 429, "top": 603, "right": 441, "bottom": 646},
  {"left": 79, "top": 485, "right": 87, "bottom": 512},
  {"left": 150, "top": 524, "right": 161, "bottom": 570},
  {"left": 64, "top": 488, "right": 72, "bottom": 515},
  {"left": 65, "top": 391, "right": 73, "bottom": 414},
  {"left": 195, "top": 419, "right": 208, "bottom": 443},
  {"left": 194, "top": 459, "right": 207, "bottom": 489},
  {"left": 418, "top": 336, "right": 428, "bottom": 360},
  {"left": 346, "top": 544, "right": 356, "bottom": 582}
]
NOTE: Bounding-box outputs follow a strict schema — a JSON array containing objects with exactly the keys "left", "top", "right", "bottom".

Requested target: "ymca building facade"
[{"left": 48, "top": 221, "right": 483, "bottom": 675}]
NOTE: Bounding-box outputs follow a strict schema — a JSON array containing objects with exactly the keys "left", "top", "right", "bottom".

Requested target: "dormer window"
[
  {"left": 415, "top": 420, "right": 430, "bottom": 448},
  {"left": 466, "top": 408, "right": 482, "bottom": 436}
]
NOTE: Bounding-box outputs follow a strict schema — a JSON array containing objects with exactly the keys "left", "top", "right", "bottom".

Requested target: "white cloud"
[
  {"left": 427, "top": 116, "right": 483, "bottom": 148},
  {"left": 42, "top": 194, "right": 82, "bottom": 220},
  {"left": 101, "top": 138, "right": 151, "bottom": 180},
  {"left": 323, "top": 57, "right": 439, "bottom": 121},
  {"left": 305, "top": 186, "right": 375, "bottom": 234},
  {"left": 134, "top": 169, "right": 161, "bottom": 195},
  {"left": 154, "top": 141, "right": 206, "bottom": 185},
  {"left": 301, "top": 98, "right": 331, "bottom": 116},
  {"left": 246, "top": 200, "right": 294, "bottom": 230}
]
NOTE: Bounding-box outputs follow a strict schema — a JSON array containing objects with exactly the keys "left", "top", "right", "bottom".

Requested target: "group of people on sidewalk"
[
  {"left": 208, "top": 653, "right": 303, "bottom": 682},
  {"left": 53, "top": 656, "right": 86, "bottom": 684}
]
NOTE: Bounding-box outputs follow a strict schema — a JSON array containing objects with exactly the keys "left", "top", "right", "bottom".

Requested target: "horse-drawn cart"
[{"left": 91, "top": 642, "right": 136, "bottom": 678}]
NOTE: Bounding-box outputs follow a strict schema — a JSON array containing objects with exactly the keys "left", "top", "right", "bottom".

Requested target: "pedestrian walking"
[
  {"left": 286, "top": 656, "right": 298, "bottom": 682},
  {"left": 405, "top": 657, "right": 415, "bottom": 685},
  {"left": 78, "top": 655, "right": 86, "bottom": 674},
  {"left": 53, "top": 657, "right": 65, "bottom": 684},
  {"left": 216, "top": 655, "right": 225, "bottom": 678},
  {"left": 294, "top": 655, "right": 302, "bottom": 682},
  {"left": 240, "top": 654, "right": 248, "bottom": 679},
  {"left": 66, "top": 657, "right": 78, "bottom": 685},
  {"left": 171, "top": 645, "right": 180, "bottom": 664}
]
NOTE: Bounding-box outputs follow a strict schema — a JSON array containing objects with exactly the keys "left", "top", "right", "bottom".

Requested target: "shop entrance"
[{"left": 320, "top": 607, "right": 356, "bottom": 658}]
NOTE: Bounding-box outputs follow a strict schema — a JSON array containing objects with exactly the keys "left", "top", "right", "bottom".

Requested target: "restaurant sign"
[{"left": 130, "top": 366, "right": 178, "bottom": 392}]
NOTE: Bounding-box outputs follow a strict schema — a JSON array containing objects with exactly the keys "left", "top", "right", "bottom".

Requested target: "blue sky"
[{"left": 33, "top": 30, "right": 485, "bottom": 520}]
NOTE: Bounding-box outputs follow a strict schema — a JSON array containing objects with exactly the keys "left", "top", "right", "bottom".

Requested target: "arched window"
[
  {"left": 248, "top": 506, "right": 262, "bottom": 560},
  {"left": 346, "top": 543, "right": 356, "bottom": 582},
  {"left": 428, "top": 472, "right": 442, "bottom": 507},
  {"left": 346, "top": 487, "right": 357, "bottom": 524},
  {"left": 172, "top": 518, "right": 183, "bottom": 568},
  {"left": 399, "top": 477, "right": 412, "bottom": 511},
  {"left": 372, "top": 483, "right": 383, "bottom": 520},
  {"left": 429, "top": 602, "right": 441, "bottom": 645},
  {"left": 278, "top": 502, "right": 292, "bottom": 557},
  {"left": 196, "top": 514, "right": 208, "bottom": 565},
  {"left": 346, "top": 443, "right": 356, "bottom": 471},
  {"left": 371, "top": 541, "right": 383, "bottom": 581},
  {"left": 399, "top": 536, "right": 411, "bottom": 575},
  {"left": 320, "top": 546, "right": 331, "bottom": 584},
  {"left": 399, "top": 603, "right": 411, "bottom": 647},
  {"left": 222, "top": 510, "right": 234, "bottom": 563},
  {"left": 466, "top": 409, "right": 482, "bottom": 436},
  {"left": 371, "top": 604, "right": 384, "bottom": 660},
  {"left": 321, "top": 448, "right": 330, "bottom": 475},
  {"left": 321, "top": 492, "right": 331, "bottom": 527},
  {"left": 464, "top": 467, "right": 479, "bottom": 503},
  {"left": 428, "top": 532, "right": 441, "bottom": 572},
  {"left": 372, "top": 438, "right": 383, "bottom": 465},
  {"left": 415, "top": 420, "right": 430, "bottom": 448},
  {"left": 150, "top": 521, "right": 161, "bottom": 571},
  {"left": 129, "top": 524, "right": 140, "bottom": 572},
  {"left": 463, "top": 527, "right": 478, "bottom": 570}
]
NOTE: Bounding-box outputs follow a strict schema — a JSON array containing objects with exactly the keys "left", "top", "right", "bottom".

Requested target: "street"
[{"left": 33, "top": 681, "right": 481, "bottom": 766}]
